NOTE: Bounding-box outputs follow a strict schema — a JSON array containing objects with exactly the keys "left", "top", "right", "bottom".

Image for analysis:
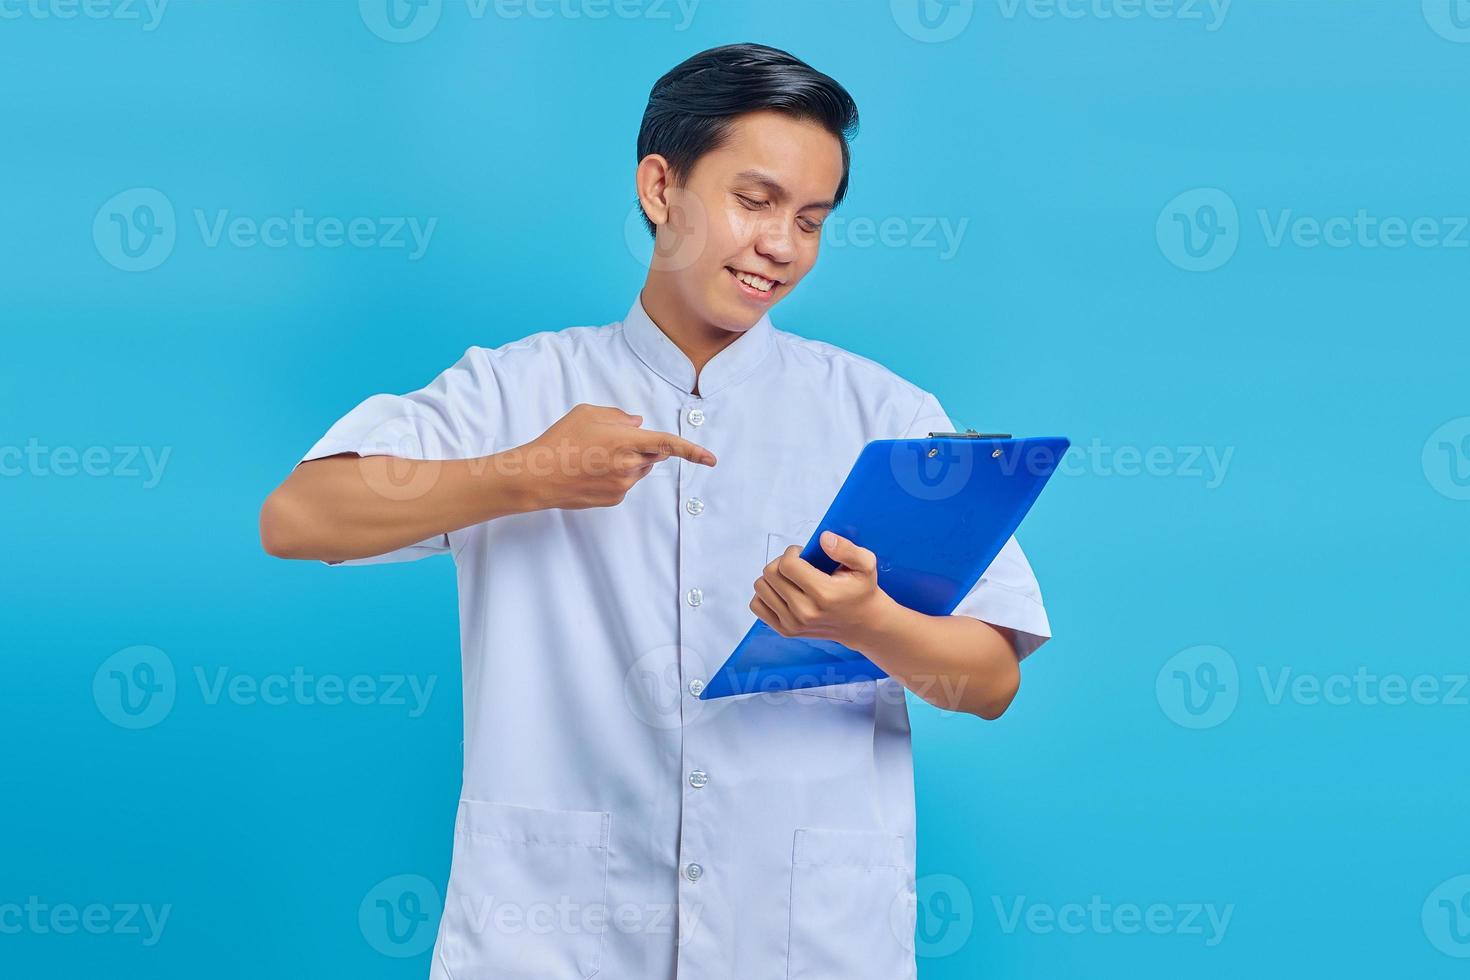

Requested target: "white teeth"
[{"left": 733, "top": 269, "right": 774, "bottom": 292}]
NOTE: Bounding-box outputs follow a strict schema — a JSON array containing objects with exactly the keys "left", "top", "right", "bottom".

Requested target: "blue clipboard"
[{"left": 698, "top": 434, "right": 1070, "bottom": 700}]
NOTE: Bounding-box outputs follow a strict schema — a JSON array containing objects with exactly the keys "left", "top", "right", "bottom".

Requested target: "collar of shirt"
[{"left": 621, "top": 293, "right": 775, "bottom": 397}]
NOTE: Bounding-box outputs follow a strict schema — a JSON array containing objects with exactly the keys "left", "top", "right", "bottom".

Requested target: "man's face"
[{"left": 653, "top": 110, "right": 844, "bottom": 333}]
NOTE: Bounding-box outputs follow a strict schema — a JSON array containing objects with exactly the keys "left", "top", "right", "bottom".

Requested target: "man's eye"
[
  {"left": 736, "top": 195, "right": 765, "bottom": 210},
  {"left": 798, "top": 218, "right": 822, "bottom": 233}
]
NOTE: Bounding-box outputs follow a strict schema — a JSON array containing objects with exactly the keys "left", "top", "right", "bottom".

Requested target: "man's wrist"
[
  {"left": 477, "top": 448, "right": 550, "bottom": 515},
  {"left": 837, "top": 589, "right": 908, "bottom": 656}
]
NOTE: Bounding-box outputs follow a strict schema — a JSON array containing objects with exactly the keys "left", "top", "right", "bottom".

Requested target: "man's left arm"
[{"left": 750, "top": 530, "right": 1035, "bottom": 719}]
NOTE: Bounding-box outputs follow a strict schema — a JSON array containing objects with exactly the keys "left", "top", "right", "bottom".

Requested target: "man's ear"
[{"left": 635, "top": 154, "right": 674, "bottom": 227}]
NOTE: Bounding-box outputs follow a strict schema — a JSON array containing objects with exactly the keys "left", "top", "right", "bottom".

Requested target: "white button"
[
  {"left": 687, "top": 408, "right": 705, "bottom": 427},
  {"left": 688, "top": 678, "right": 706, "bottom": 697},
  {"left": 688, "top": 769, "right": 709, "bottom": 789},
  {"left": 685, "top": 863, "right": 704, "bottom": 882},
  {"left": 686, "top": 588, "right": 703, "bottom": 607},
  {"left": 684, "top": 497, "right": 704, "bottom": 516}
]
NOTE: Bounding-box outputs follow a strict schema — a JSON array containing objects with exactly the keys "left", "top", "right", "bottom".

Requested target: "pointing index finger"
[{"left": 631, "top": 427, "right": 716, "bottom": 467}]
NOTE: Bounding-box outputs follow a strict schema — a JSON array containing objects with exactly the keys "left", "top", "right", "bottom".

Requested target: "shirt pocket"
[
  {"left": 786, "top": 827, "right": 916, "bottom": 980},
  {"left": 763, "top": 520, "right": 858, "bottom": 704},
  {"left": 437, "top": 799, "right": 610, "bottom": 980}
]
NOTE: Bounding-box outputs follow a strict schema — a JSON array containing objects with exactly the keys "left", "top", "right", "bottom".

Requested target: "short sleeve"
[
  {"left": 298, "top": 348, "right": 492, "bottom": 566},
  {"left": 906, "top": 391, "right": 1053, "bottom": 659}
]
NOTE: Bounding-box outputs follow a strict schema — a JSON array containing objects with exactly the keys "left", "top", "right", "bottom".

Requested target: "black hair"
[{"left": 635, "top": 43, "right": 860, "bottom": 236}]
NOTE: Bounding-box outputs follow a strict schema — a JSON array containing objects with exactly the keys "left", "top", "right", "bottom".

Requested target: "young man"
[{"left": 261, "top": 42, "right": 1049, "bottom": 980}]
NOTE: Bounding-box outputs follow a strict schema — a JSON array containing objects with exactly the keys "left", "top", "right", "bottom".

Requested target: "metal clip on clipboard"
[{"left": 927, "top": 428, "right": 1012, "bottom": 439}]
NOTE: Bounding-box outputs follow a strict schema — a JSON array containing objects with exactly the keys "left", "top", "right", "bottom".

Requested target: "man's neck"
[{"left": 639, "top": 278, "right": 745, "bottom": 394}]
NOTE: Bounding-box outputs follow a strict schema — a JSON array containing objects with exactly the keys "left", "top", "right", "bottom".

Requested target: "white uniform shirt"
[{"left": 302, "top": 295, "right": 1052, "bottom": 980}]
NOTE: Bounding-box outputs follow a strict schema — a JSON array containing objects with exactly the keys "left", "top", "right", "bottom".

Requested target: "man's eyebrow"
[{"left": 731, "top": 169, "right": 835, "bottom": 211}]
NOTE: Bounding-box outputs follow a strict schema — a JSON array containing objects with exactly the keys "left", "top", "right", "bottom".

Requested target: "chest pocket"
[
  {"left": 786, "top": 827, "right": 916, "bottom": 980},
  {"left": 437, "top": 799, "right": 610, "bottom": 980}
]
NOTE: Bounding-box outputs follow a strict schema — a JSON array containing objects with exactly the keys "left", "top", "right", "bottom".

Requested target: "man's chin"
[{"left": 706, "top": 299, "right": 770, "bottom": 335}]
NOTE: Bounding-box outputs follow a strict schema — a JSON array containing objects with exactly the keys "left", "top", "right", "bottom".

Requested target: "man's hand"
[
  {"left": 516, "top": 403, "right": 716, "bottom": 510},
  {"left": 749, "top": 530, "right": 891, "bottom": 646},
  {"left": 748, "top": 529, "right": 1024, "bottom": 718}
]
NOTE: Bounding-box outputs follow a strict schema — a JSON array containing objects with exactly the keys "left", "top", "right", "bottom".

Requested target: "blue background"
[{"left": 4, "top": 0, "right": 1467, "bottom": 976}]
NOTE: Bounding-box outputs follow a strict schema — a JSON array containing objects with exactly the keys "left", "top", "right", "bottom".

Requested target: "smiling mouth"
[{"left": 726, "top": 266, "right": 780, "bottom": 297}]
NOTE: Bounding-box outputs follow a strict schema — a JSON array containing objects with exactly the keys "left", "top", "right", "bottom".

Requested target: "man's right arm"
[
  {"left": 259, "top": 403, "right": 716, "bottom": 564},
  {"left": 259, "top": 452, "right": 542, "bottom": 564}
]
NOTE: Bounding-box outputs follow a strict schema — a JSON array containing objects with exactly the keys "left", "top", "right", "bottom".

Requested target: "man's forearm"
[
  {"left": 259, "top": 453, "right": 542, "bottom": 563},
  {"left": 840, "top": 593, "right": 1022, "bottom": 719}
]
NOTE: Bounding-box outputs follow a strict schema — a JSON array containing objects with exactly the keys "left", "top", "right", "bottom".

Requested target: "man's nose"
[{"left": 754, "top": 217, "right": 796, "bottom": 265}]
